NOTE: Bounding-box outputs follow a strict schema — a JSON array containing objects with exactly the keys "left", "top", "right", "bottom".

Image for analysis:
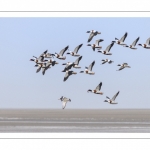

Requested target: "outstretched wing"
[
  {"left": 95, "top": 82, "right": 102, "bottom": 91},
  {"left": 112, "top": 91, "right": 120, "bottom": 101},
  {"left": 105, "top": 43, "right": 114, "bottom": 52},
  {"left": 88, "top": 61, "right": 95, "bottom": 71},
  {"left": 132, "top": 37, "right": 140, "bottom": 47},
  {"left": 106, "top": 96, "right": 110, "bottom": 100},
  {"left": 95, "top": 39, "right": 104, "bottom": 46},
  {"left": 64, "top": 72, "right": 70, "bottom": 82},
  {"left": 36, "top": 66, "right": 41, "bottom": 73},
  {"left": 88, "top": 33, "right": 95, "bottom": 42},
  {"left": 62, "top": 101, "right": 67, "bottom": 109},
  {"left": 120, "top": 32, "right": 128, "bottom": 42},
  {"left": 146, "top": 37, "right": 150, "bottom": 45},
  {"left": 102, "top": 61, "right": 107, "bottom": 64},
  {"left": 42, "top": 67, "right": 46, "bottom": 75},
  {"left": 118, "top": 66, "right": 124, "bottom": 71},
  {"left": 73, "top": 44, "right": 83, "bottom": 53},
  {"left": 59, "top": 45, "right": 69, "bottom": 56},
  {"left": 74, "top": 56, "right": 82, "bottom": 65}
]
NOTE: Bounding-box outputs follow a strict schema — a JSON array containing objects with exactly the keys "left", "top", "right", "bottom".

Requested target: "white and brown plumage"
[
  {"left": 63, "top": 70, "right": 77, "bottom": 82},
  {"left": 30, "top": 56, "right": 47, "bottom": 64},
  {"left": 101, "top": 59, "right": 114, "bottom": 64},
  {"left": 112, "top": 32, "right": 128, "bottom": 46},
  {"left": 98, "top": 43, "right": 114, "bottom": 55},
  {"left": 87, "top": 39, "right": 104, "bottom": 51},
  {"left": 104, "top": 91, "right": 120, "bottom": 104},
  {"left": 87, "top": 82, "right": 103, "bottom": 95},
  {"left": 73, "top": 56, "right": 82, "bottom": 68},
  {"left": 80, "top": 61, "right": 95, "bottom": 75},
  {"left": 125, "top": 37, "right": 140, "bottom": 49},
  {"left": 62, "top": 62, "right": 75, "bottom": 72},
  {"left": 117, "top": 63, "right": 131, "bottom": 71},
  {"left": 58, "top": 96, "right": 71, "bottom": 109},
  {"left": 87, "top": 30, "right": 101, "bottom": 43},
  {"left": 54, "top": 45, "right": 69, "bottom": 60},
  {"left": 67, "top": 44, "right": 83, "bottom": 56},
  {"left": 138, "top": 37, "right": 150, "bottom": 49}
]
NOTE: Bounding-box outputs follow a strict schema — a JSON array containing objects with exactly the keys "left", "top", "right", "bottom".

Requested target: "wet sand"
[{"left": 0, "top": 109, "right": 150, "bottom": 132}]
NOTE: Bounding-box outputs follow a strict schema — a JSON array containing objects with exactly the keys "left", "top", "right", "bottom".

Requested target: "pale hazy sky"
[{"left": 0, "top": 18, "right": 150, "bottom": 109}]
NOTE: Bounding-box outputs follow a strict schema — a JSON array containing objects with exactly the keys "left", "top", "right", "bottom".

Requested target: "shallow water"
[{"left": 0, "top": 109, "right": 150, "bottom": 132}]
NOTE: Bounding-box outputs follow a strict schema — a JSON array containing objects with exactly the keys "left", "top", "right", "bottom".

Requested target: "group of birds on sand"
[{"left": 30, "top": 30, "right": 150, "bottom": 109}]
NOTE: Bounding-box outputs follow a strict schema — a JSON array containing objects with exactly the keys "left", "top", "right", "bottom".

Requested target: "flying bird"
[
  {"left": 87, "top": 30, "right": 101, "bottom": 43},
  {"left": 73, "top": 56, "right": 83, "bottom": 68},
  {"left": 62, "top": 62, "right": 75, "bottom": 72},
  {"left": 87, "top": 39, "right": 104, "bottom": 51},
  {"left": 98, "top": 43, "right": 114, "bottom": 55},
  {"left": 104, "top": 91, "right": 120, "bottom": 104},
  {"left": 67, "top": 44, "right": 83, "bottom": 56},
  {"left": 117, "top": 63, "right": 131, "bottom": 71},
  {"left": 87, "top": 82, "right": 103, "bottom": 95},
  {"left": 30, "top": 56, "right": 47, "bottom": 64},
  {"left": 101, "top": 59, "right": 114, "bottom": 64},
  {"left": 58, "top": 96, "right": 71, "bottom": 109},
  {"left": 124, "top": 37, "right": 140, "bottom": 49},
  {"left": 80, "top": 61, "right": 95, "bottom": 75},
  {"left": 112, "top": 32, "right": 128, "bottom": 46},
  {"left": 138, "top": 37, "right": 150, "bottom": 49},
  {"left": 54, "top": 45, "right": 69, "bottom": 60},
  {"left": 63, "top": 70, "right": 77, "bottom": 82}
]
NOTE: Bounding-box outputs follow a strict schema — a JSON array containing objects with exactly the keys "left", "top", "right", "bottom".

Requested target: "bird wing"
[
  {"left": 63, "top": 72, "right": 70, "bottom": 81},
  {"left": 42, "top": 67, "right": 46, "bottom": 75},
  {"left": 146, "top": 37, "right": 150, "bottom": 45},
  {"left": 105, "top": 43, "right": 114, "bottom": 52},
  {"left": 132, "top": 37, "right": 140, "bottom": 47},
  {"left": 59, "top": 45, "right": 69, "bottom": 56},
  {"left": 120, "top": 32, "right": 128, "bottom": 42},
  {"left": 73, "top": 44, "right": 83, "bottom": 53},
  {"left": 88, "top": 61, "right": 95, "bottom": 71},
  {"left": 102, "top": 61, "right": 106, "bottom": 64},
  {"left": 88, "top": 33, "right": 95, "bottom": 42},
  {"left": 95, "top": 39, "right": 104, "bottom": 46},
  {"left": 106, "top": 96, "right": 110, "bottom": 100},
  {"left": 62, "top": 101, "right": 67, "bottom": 109},
  {"left": 118, "top": 66, "right": 124, "bottom": 71},
  {"left": 112, "top": 91, "right": 120, "bottom": 101},
  {"left": 95, "top": 82, "right": 102, "bottom": 91},
  {"left": 36, "top": 66, "right": 41, "bottom": 73},
  {"left": 74, "top": 56, "right": 82, "bottom": 65}
]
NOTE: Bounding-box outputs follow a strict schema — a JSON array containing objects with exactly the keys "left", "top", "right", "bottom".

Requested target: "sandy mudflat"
[{"left": 0, "top": 109, "right": 150, "bottom": 132}]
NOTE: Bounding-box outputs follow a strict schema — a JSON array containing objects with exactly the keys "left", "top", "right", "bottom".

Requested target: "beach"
[{"left": 0, "top": 109, "right": 149, "bottom": 132}]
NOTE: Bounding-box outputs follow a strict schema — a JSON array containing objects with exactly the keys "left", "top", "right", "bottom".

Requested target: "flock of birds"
[{"left": 30, "top": 30, "right": 150, "bottom": 109}]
